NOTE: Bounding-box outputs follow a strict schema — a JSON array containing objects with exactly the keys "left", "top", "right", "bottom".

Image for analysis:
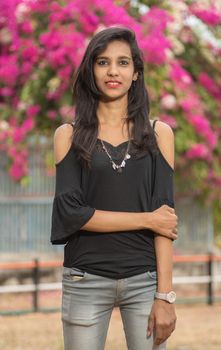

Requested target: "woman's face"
[{"left": 93, "top": 40, "right": 138, "bottom": 100}]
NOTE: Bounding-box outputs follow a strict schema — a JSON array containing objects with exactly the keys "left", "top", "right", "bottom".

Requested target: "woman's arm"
[
  {"left": 147, "top": 121, "right": 177, "bottom": 347},
  {"left": 54, "top": 124, "right": 177, "bottom": 239},
  {"left": 81, "top": 205, "right": 177, "bottom": 235},
  {"left": 154, "top": 120, "right": 175, "bottom": 293}
]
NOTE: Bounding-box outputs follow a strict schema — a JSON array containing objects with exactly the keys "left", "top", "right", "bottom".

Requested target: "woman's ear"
[{"left": 133, "top": 72, "right": 139, "bottom": 81}]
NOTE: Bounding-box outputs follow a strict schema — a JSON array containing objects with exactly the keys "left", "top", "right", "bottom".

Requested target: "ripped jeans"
[{"left": 61, "top": 267, "right": 166, "bottom": 350}]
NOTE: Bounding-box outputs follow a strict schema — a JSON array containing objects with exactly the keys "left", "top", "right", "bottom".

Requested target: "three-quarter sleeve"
[
  {"left": 150, "top": 150, "right": 175, "bottom": 211},
  {"left": 50, "top": 146, "right": 96, "bottom": 245}
]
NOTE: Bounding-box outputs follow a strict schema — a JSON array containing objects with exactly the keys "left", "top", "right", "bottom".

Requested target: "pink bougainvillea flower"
[
  {"left": 188, "top": 114, "right": 210, "bottom": 132},
  {"left": 46, "top": 90, "right": 62, "bottom": 100},
  {"left": 27, "top": 105, "right": 40, "bottom": 118},
  {"left": 190, "top": 6, "right": 221, "bottom": 26},
  {"left": 78, "top": 12, "right": 100, "bottom": 34},
  {"left": 19, "top": 20, "right": 34, "bottom": 34},
  {"left": 141, "top": 32, "right": 172, "bottom": 65},
  {"left": 204, "top": 129, "right": 219, "bottom": 149},
  {"left": 40, "top": 31, "right": 62, "bottom": 49},
  {"left": 21, "top": 44, "right": 39, "bottom": 64},
  {"left": 0, "top": 87, "right": 14, "bottom": 97},
  {"left": 185, "top": 143, "right": 211, "bottom": 160},
  {"left": 188, "top": 114, "right": 218, "bottom": 149},
  {"left": 27, "top": 0, "right": 49, "bottom": 14},
  {"left": 0, "top": 55, "right": 19, "bottom": 85},
  {"left": 170, "top": 61, "right": 192, "bottom": 87},
  {"left": 59, "top": 105, "right": 75, "bottom": 119},
  {"left": 198, "top": 72, "right": 221, "bottom": 99},
  {"left": 1, "top": 0, "right": 19, "bottom": 45},
  {"left": 7, "top": 144, "right": 29, "bottom": 181},
  {"left": 9, "top": 161, "right": 27, "bottom": 181},
  {"left": 20, "top": 62, "right": 33, "bottom": 76},
  {"left": 160, "top": 114, "right": 177, "bottom": 128},
  {"left": 22, "top": 118, "right": 35, "bottom": 132},
  {"left": 57, "top": 66, "right": 72, "bottom": 80},
  {"left": 8, "top": 145, "right": 17, "bottom": 158},
  {"left": 140, "top": 7, "right": 173, "bottom": 65},
  {"left": 141, "top": 7, "right": 173, "bottom": 32},
  {"left": 179, "top": 93, "right": 202, "bottom": 113},
  {"left": 12, "top": 127, "right": 26, "bottom": 143},
  {"left": 47, "top": 110, "right": 57, "bottom": 120},
  {"left": 47, "top": 48, "right": 67, "bottom": 68},
  {"left": 101, "top": 3, "right": 134, "bottom": 28}
]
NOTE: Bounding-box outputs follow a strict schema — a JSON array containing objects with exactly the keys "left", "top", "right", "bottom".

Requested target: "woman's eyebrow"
[{"left": 96, "top": 55, "right": 132, "bottom": 60}]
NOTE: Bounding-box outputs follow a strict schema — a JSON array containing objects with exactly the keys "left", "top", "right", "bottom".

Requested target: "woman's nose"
[{"left": 107, "top": 64, "right": 119, "bottom": 76}]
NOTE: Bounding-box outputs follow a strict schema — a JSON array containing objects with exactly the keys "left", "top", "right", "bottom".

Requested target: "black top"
[{"left": 50, "top": 120, "right": 175, "bottom": 279}]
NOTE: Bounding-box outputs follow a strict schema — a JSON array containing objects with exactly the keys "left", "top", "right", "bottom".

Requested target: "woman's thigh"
[
  {"left": 119, "top": 271, "right": 167, "bottom": 350},
  {"left": 61, "top": 267, "right": 115, "bottom": 350}
]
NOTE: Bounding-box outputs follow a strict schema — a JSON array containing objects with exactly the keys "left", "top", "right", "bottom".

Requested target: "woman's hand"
[
  {"left": 147, "top": 299, "right": 177, "bottom": 347},
  {"left": 147, "top": 205, "right": 178, "bottom": 240}
]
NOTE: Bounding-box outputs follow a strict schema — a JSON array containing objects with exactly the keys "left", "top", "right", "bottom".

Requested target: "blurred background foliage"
[{"left": 0, "top": 0, "right": 221, "bottom": 241}]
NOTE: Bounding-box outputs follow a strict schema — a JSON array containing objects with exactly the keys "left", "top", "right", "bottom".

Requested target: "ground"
[{"left": 0, "top": 303, "right": 221, "bottom": 350}]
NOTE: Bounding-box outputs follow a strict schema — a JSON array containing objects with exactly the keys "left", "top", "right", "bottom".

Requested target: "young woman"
[{"left": 51, "top": 27, "right": 178, "bottom": 350}]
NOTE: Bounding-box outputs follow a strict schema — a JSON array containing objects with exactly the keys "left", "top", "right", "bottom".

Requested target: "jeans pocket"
[
  {"left": 61, "top": 276, "right": 96, "bottom": 326},
  {"left": 147, "top": 270, "right": 157, "bottom": 280},
  {"left": 62, "top": 267, "right": 86, "bottom": 282}
]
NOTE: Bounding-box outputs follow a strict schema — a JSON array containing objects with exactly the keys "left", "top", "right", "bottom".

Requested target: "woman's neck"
[{"left": 96, "top": 99, "right": 128, "bottom": 127}]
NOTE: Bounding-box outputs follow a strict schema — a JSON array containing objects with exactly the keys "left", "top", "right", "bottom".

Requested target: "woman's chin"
[{"left": 99, "top": 90, "right": 128, "bottom": 102}]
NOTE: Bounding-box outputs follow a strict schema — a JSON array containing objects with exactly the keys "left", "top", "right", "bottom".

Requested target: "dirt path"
[{"left": 0, "top": 303, "right": 221, "bottom": 350}]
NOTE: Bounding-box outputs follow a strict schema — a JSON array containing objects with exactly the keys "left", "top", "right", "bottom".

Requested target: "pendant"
[
  {"left": 117, "top": 167, "right": 122, "bottom": 173},
  {"left": 126, "top": 154, "right": 131, "bottom": 159}
]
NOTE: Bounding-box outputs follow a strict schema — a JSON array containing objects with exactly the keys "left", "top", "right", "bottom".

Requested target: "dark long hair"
[{"left": 72, "top": 26, "right": 159, "bottom": 168}]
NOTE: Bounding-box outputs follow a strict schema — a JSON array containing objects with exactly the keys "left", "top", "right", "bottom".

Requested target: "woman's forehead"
[{"left": 97, "top": 40, "right": 132, "bottom": 56}]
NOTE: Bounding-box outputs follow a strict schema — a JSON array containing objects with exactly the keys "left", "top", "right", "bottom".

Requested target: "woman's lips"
[{"left": 105, "top": 81, "right": 122, "bottom": 88}]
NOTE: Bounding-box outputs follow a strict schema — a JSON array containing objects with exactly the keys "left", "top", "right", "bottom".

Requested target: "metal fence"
[
  {"left": 0, "top": 135, "right": 62, "bottom": 257},
  {"left": 1, "top": 254, "right": 221, "bottom": 315}
]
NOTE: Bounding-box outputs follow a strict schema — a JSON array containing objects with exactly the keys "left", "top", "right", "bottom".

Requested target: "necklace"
[{"left": 100, "top": 139, "right": 131, "bottom": 173}]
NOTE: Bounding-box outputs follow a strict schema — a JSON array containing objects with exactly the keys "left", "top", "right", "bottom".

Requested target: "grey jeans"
[{"left": 61, "top": 267, "right": 166, "bottom": 350}]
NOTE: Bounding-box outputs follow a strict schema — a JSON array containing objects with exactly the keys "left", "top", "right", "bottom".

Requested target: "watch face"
[{"left": 168, "top": 291, "right": 176, "bottom": 303}]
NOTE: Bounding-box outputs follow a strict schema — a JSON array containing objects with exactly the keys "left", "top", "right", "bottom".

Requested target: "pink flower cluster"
[
  {"left": 8, "top": 146, "right": 28, "bottom": 180},
  {"left": 140, "top": 7, "right": 173, "bottom": 64},
  {"left": 188, "top": 114, "right": 218, "bottom": 149},
  {"left": 185, "top": 144, "right": 211, "bottom": 161},
  {"left": 169, "top": 60, "right": 219, "bottom": 153},
  {"left": 0, "top": 0, "right": 220, "bottom": 200},
  {"left": 0, "top": 55, "right": 19, "bottom": 85},
  {"left": 160, "top": 114, "right": 177, "bottom": 128},
  {"left": 198, "top": 72, "right": 221, "bottom": 99},
  {"left": 190, "top": 5, "right": 221, "bottom": 26},
  {"left": 170, "top": 61, "right": 192, "bottom": 88}
]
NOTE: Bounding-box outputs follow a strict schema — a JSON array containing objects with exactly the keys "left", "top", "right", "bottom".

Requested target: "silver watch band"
[{"left": 154, "top": 291, "right": 176, "bottom": 303}]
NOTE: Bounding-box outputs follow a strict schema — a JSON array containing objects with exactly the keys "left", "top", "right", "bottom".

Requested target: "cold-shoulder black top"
[{"left": 50, "top": 119, "right": 175, "bottom": 279}]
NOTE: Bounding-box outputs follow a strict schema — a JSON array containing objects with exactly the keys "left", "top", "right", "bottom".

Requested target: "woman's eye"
[
  {"left": 120, "top": 60, "right": 129, "bottom": 65},
  {"left": 97, "top": 60, "right": 129, "bottom": 66},
  {"left": 97, "top": 60, "right": 107, "bottom": 65}
]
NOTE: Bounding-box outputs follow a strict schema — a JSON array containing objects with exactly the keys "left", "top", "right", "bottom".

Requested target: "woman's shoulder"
[
  {"left": 151, "top": 119, "right": 175, "bottom": 171},
  {"left": 53, "top": 123, "right": 74, "bottom": 166},
  {"left": 151, "top": 119, "right": 174, "bottom": 134},
  {"left": 54, "top": 122, "right": 74, "bottom": 136}
]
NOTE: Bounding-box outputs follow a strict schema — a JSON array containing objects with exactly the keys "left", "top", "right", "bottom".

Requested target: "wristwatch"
[{"left": 154, "top": 291, "right": 176, "bottom": 304}]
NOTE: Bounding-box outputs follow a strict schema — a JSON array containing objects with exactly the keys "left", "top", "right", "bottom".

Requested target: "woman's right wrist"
[{"left": 142, "top": 212, "right": 153, "bottom": 230}]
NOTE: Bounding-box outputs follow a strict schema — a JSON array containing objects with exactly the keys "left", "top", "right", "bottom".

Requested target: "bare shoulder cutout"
[
  {"left": 53, "top": 123, "right": 74, "bottom": 165},
  {"left": 153, "top": 120, "right": 174, "bottom": 171},
  {"left": 150, "top": 118, "right": 159, "bottom": 130}
]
